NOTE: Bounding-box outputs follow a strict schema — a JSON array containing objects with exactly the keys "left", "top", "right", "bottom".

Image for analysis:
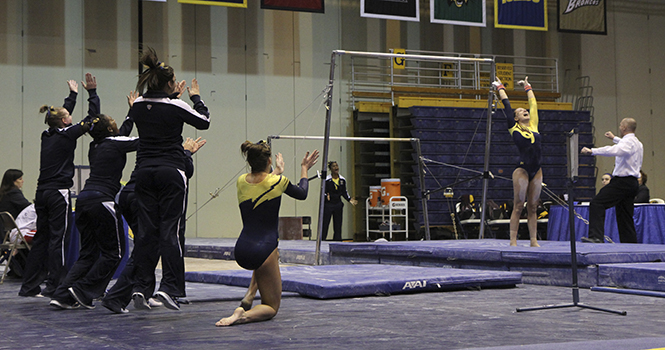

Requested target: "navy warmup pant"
[
  {"left": 19, "top": 189, "right": 71, "bottom": 297},
  {"left": 133, "top": 166, "right": 187, "bottom": 298}
]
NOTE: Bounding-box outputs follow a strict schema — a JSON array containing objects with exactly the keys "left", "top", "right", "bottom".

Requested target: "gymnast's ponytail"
[
  {"left": 241, "top": 140, "right": 271, "bottom": 174},
  {"left": 136, "top": 47, "right": 175, "bottom": 95},
  {"left": 40, "top": 105, "right": 67, "bottom": 128}
]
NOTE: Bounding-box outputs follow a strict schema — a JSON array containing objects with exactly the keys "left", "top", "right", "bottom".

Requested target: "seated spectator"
[
  {"left": 635, "top": 170, "right": 650, "bottom": 203},
  {"left": 600, "top": 173, "right": 612, "bottom": 187},
  {"left": 0, "top": 169, "right": 31, "bottom": 219}
]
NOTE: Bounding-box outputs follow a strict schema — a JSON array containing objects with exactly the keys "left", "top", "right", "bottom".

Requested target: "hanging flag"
[
  {"left": 558, "top": 0, "right": 606, "bottom": 34},
  {"left": 261, "top": 0, "right": 324, "bottom": 13},
  {"left": 178, "top": 0, "right": 247, "bottom": 8},
  {"left": 494, "top": 0, "right": 547, "bottom": 31},
  {"left": 430, "top": 0, "right": 486, "bottom": 27},
  {"left": 361, "top": 0, "right": 420, "bottom": 22}
]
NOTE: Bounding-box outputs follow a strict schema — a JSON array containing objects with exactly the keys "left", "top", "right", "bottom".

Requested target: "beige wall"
[{"left": 1, "top": 0, "right": 664, "bottom": 239}]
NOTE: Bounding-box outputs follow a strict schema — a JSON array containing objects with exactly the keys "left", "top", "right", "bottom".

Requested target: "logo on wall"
[
  {"left": 431, "top": 0, "right": 486, "bottom": 27},
  {"left": 449, "top": 0, "right": 468, "bottom": 7},
  {"left": 558, "top": 0, "right": 606, "bottom": 35},
  {"left": 563, "top": 0, "right": 600, "bottom": 14}
]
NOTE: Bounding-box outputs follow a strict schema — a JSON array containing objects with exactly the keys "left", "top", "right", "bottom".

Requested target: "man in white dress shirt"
[{"left": 581, "top": 118, "right": 643, "bottom": 243}]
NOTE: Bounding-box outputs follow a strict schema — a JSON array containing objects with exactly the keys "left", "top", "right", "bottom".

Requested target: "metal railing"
[{"left": 349, "top": 49, "right": 559, "bottom": 107}]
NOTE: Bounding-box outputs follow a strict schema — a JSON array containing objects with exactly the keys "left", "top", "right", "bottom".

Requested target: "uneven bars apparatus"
[{"left": 280, "top": 50, "right": 495, "bottom": 264}]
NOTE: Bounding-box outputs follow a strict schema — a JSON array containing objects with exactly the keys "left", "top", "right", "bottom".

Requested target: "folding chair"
[{"left": 0, "top": 211, "right": 32, "bottom": 284}]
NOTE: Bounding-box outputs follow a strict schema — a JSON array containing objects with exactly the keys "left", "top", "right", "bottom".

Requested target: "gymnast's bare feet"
[
  {"left": 530, "top": 240, "right": 540, "bottom": 247},
  {"left": 216, "top": 307, "right": 245, "bottom": 327},
  {"left": 510, "top": 239, "right": 517, "bottom": 247}
]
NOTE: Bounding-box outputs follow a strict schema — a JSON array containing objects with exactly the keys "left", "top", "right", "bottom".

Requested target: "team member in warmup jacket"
[
  {"left": 19, "top": 73, "right": 97, "bottom": 297},
  {"left": 216, "top": 141, "right": 319, "bottom": 327},
  {"left": 48, "top": 105, "right": 140, "bottom": 309},
  {"left": 129, "top": 48, "right": 210, "bottom": 311},
  {"left": 322, "top": 161, "right": 357, "bottom": 241},
  {"left": 493, "top": 76, "right": 542, "bottom": 247},
  {"left": 102, "top": 134, "right": 206, "bottom": 314}
]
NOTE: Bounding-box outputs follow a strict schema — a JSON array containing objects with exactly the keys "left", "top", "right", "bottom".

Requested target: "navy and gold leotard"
[
  {"left": 502, "top": 97, "right": 542, "bottom": 181},
  {"left": 234, "top": 173, "right": 308, "bottom": 270}
]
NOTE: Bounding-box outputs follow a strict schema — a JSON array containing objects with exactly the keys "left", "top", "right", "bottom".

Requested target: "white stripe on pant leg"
[
  {"left": 58, "top": 189, "right": 70, "bottom": 266},
  {"left": 102, "top": 201, "right": 123, "bottom": 259},
  {"left": 176, "top": 169, "right": 188, "bottom": 258}
]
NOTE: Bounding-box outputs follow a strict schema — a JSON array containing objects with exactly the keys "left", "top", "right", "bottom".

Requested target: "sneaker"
[
  {"left": 155, "top": 291, "right": 180, "bottom": 311},
  {"left": 132, "top": 292, "right": 151, "bottom": 310},
  {"left": 68, "top": 287, "right": 95, "bottom": 310},
  {"left": 148, "top": 297, "right": 163, "bottom": 308},
  {"left": 49, "top": 299, "right": 80, "bottom": 310},
  {"left": 102, "top": 301, "right": 129, "bottom": 314}
]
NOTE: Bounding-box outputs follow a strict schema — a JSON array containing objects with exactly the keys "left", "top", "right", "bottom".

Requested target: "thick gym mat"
[
  {"left": 596, "top": 262, "right": 665, "bottom": 292},
  {"left": 329, "top": 240, "right": 665, "bottom": 266},
  {"left": 185, "top": 264, "right": 522, "bottom": 299}
]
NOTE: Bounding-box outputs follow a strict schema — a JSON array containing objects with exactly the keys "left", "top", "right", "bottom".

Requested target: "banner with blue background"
[{"left": 494, "top": 0, "right": 547, "bottom": 31}]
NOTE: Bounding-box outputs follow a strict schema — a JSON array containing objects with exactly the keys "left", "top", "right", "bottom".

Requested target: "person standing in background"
[
  {"left": 322, "top": 161, "right": 357, "bottom": 241},
  {"left": 581, "top": 118, "right": 643, "bottom": 243}
]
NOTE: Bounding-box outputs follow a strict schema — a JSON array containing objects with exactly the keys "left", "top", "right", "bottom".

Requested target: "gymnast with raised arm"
[
  {"left": 216, "top": 141, "right": 318, "bottom": 326},
  {"left": 19, "top": 74, "right": 97, "bottom": 297},
  {"left": 493, "top": 76, "right": 542, "bottom": 247}
]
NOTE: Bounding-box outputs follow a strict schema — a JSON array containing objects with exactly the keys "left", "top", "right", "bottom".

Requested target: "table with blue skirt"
[{"left": 547, "top": 203, "right": 665, "bottom": 244}]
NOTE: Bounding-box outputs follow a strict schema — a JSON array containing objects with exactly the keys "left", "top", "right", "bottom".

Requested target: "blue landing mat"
[
  {"left": 597, "top": 262, "right": 665, "bottom": 292},
  {"left": 329, "top": 240, "right": 665, "bottom": 266},
  {"left": 185, "top": 264, "right": 522, "bottom": 299},
  {"left": 184, "top": 238, "right": 331, "bottom": 265}
]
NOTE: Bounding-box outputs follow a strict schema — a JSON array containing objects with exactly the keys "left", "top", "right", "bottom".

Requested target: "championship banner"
[
  {"left": 177, "top": 0, "right": 247, "bottom": 8},
  {"left": 494, "top": 0, "right": 547, "bottom": 31},
  {"left": 361, "top": 0, "right": 420, "bottom": 22},
  {"left": 430, "top": 0, "right": 486, "bottom": 27},
  {"left": 261, "top": 0, "right": 324, "bottom": 13},
  {"left": 558, "top": 0, "right": 606, "bottom": 34}
]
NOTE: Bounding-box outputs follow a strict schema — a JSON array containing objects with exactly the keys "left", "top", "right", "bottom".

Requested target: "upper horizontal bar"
[
  {"left": 334, "top": 50, "right": 494, "bottom": 63},
  {"left": 269, "top": 135, "right": 417, "bottom": 142}
]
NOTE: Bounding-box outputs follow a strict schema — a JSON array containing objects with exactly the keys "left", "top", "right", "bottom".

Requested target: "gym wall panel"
[
  {"left": 647, "top": 15, "right": 665, "bottom": 199},
  {"left": 26, "top": 0, "right": 65, "bottom": 67},
  {"left": 0, "top": 1, "right": 7, "bottom": 64},
  {"left": 580, "top": 10, "right": 618, "bottom": 186},
  {"left": 227, "top": 7, "right": 258, "bottom": 76},
  {"left": 181, "top": 4, "right": 212, "bottom": 73},
  {"left": 613, "top": 12, "right": 653, "bottom": 192},
  {"left": 141, "top": 1, "right": 169, "bottom": 61},
  {"left": 84, "top": 1, "right": 118, "bottom": 69},
  {"left": 271, "top": 11, "right": 299, "bottom": 77},
  {"left": 0, "top": 1, "right": 23, "bottom": 169}
]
